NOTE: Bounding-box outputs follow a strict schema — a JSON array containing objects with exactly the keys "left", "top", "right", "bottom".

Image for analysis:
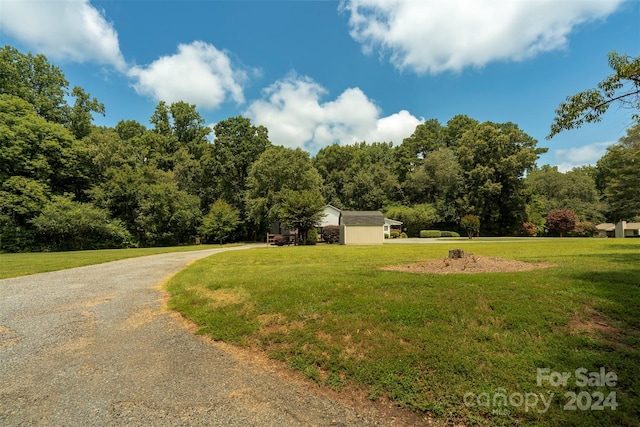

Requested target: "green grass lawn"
[
  {"left": 166, "top": 239, "right": 640, "bottom": 426},
  {"left": 0, "top": 244, "right": 228, "bottom": 279}
]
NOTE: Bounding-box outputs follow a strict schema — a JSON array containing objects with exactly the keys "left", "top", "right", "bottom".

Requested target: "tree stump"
[{"left": 448, "top": 249, "right": 465, "bottom": 259}]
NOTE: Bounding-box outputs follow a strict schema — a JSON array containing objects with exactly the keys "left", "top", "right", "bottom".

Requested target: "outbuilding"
[{"left": 339, "top": 211, "right": 385, "bottom": 245}]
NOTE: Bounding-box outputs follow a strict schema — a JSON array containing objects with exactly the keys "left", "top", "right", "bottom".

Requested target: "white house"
[
  {"left": 319, "top": 204, "right": 341, "bottom": 228},
  {"left": 384, "top": 218, "right": 403, "bottom": 237}
]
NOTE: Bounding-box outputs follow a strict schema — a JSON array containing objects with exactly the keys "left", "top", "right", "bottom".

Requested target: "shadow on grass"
[{"left": 536, "top": 256, "right": 640, "bottom": 426}]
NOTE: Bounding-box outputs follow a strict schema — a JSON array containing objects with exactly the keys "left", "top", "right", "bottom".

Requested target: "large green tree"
[
  {"left": 278, "top": 190, "right": 325, "bottom": 245},
  {"left": 0, "top": 94, "right": 89, "bottom": 197},
  {"left": 402, "top": 148, "right": 463, "bottom": 223},
  {"left": 314, "top": 142, "right": 399, "bottom": 210},
  {"left": 246, "top": 146, "right": 323, "bottom": 234},
  {"left": 456, "top": 122, "right": 547, "bottom": 235},
  {"left": 210, "top": 116, "right": 271, "bottom": 214},
  {"left": 0, "top": 45, "right": 69, "bottom": 124}
]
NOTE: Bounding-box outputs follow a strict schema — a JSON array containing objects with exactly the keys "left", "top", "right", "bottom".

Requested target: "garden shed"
[{"left": 339, "top": 211, "right": 385, "bottom": 245}]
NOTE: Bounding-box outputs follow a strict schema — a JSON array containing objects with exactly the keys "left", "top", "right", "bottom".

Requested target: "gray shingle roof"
[{"left": 340, "top": 211, "right": 385, "bottom": 226}]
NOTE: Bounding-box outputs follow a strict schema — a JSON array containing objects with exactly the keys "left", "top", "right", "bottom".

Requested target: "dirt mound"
[{"left": 382, "top": 254, "right": 555, "bottom": 274}]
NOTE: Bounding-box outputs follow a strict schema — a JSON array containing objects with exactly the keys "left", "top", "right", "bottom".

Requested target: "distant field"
[
  {"left": 166, "top": 239, "right": 640, "bottom": 426},
  {"left": 0, "top": 244, "right": 228, "bottom": 279}
]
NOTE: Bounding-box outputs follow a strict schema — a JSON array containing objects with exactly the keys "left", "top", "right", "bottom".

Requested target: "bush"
[
  {"left": 390, "top": 231, "right": 400, "bottom": 238},
  {"left": 572, "top": 221, "right": 597, "bottom": 237},
  {"left": 384, "top": 233, "right": 389, "bottom": 239},
  {"left": 400, "top": 232, "right": 408, "bottom": 238},
  {"left": 521, "top": 222, "right": 538, "bottom": 237},
  {"left": 439, "top": 231, "right": 460, "bottom": 238},
  {"left": 30, "top": 196, "right": 134, "bottom": 251},
  {"left": 306, "top": 229, "right": 318, "bottom": 245},
  {"left": 322, "top": 225, "right": 340, "bottom": 244},
  {"left": 420, "top": 230, "right": 442, "bottom": 238}
]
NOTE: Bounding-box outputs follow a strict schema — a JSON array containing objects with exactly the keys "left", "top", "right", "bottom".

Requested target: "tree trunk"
[{"left": 448, "top": 249, "right": 465, "bottom": 259}]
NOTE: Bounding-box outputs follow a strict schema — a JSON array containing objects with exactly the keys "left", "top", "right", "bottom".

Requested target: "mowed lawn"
[
  {"left": 166, "top": 239, "right": 640, "bottom": 426},
  {"left": 0, "top": 244, "right": 227, "bottom": 279}
]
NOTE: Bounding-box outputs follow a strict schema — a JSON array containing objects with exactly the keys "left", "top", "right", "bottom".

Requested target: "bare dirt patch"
[
  {"left": 382, "top": 253, "right": 555, "bottom": 274},
  {"left": 569, "top": 306, "right": 617, "bottom": 336}
]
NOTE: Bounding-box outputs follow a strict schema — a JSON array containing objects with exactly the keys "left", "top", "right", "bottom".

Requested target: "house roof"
[
  {"left": 626, "top": 222, "right": 640, "bottom": 230},
  {"left": 323, "top": 204, "right": 342, "bottom": 214},
  {"left": 340, "top": 211, "right": 385, "bottom": 226},
  {"left": 385, "top": 218, "right": 403, "bottom": 226},
  {"left": 596, "top": 223, "right": 615, "bottom": 231}
]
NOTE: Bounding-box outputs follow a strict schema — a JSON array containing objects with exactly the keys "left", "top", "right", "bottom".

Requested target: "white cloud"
[
  {"left": 555, "top": 141, "right": 613, "bottom": 171},
  {"left": 341, "top": 0, "right": 623, "bottom": 74},
  {"left": 0, "top": 0, "right": 126, "bottom": 70},
  {"left": 128, "top": 41, "right": 246, "bottom": 109},
  {"left": 245, "top": 75, "right": 421, "bottom": 151}
]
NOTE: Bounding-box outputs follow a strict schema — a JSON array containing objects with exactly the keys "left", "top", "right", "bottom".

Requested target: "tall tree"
[
  {"left": 548, "top": 52, "right": 640, "bottom": 138},
  {"left": 210, "top": 116, "right": 271, "bottom": 212},
  {"left": 278, "top": 190, "right": 325, "bottom": 245},
  {"left": 68, "top": 86, "right": 105, "bottom": 140},
  {"left": 403, "top": 148, "right": 463, "bottom": 223},
  {"left": 456, "top": 122, "right": 547, "bottom": 235},
  {"left": 0, "top": 45, "right": 69, "bottom": 124},
  {"left": 313, "top": 143, "right": 356, "bottom": 207},
  {"left": 246, "top": 146, "right": 323, "bottom": 234},
  {"left": 0, "top": 94, "right": 88, "bottom": 196},
  {"left": 395, "top": 119, "right": 444, "bottom": 182}
]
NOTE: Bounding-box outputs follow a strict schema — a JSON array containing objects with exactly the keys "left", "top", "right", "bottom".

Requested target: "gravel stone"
[{"left": 0, "top": 245, "right": 397, "bottom": 426}]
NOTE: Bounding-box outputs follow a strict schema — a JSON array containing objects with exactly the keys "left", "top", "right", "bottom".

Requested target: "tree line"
[{"left": 1, "top": 45, "right": 638, "bottom": 251}]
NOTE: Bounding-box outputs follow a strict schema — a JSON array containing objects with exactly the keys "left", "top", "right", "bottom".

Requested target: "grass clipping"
[{"left": 382, "top": 251, "right": 555, "bottom": 274}]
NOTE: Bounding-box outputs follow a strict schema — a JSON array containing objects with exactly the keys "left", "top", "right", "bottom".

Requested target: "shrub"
[
  {"left": 390, "top": 231, "right": 400, "bottom": 238},
  {"left": 199, "top": 199, "right": 240, "bottom": 244},
  {"left": 521, "top": 222, "right": 538, "bottom": 237},
  {"left": 420, "top": 230, "right": 442, "bottom": 238},
  {"left": 440, "top": 231, "right": 460, "bottom": 238},
  {"left": 572, "top": 221, "right": 597, "bottom": 237},
  {"left": 306, "top": 229, "right": 318, "bottom": 245},
  {"left": 400, "top": 232, "right": 408, "bottom": 238},
  {"left": 384, "top": 233, "right": 390, "bottom": 239},
  {"left": 322, "top": 225, "right": 340, "bottom": 244},
  {"left": 30, "top": 195, "right": 134, "bottom": 251}
]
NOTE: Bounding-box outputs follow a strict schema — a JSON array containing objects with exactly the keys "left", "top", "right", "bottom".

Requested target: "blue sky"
[{"left": 1, "top": 0, "right": 638, "bottom": 170}]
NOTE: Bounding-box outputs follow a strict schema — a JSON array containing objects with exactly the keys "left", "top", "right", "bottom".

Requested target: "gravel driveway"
[{"left": 0, "top": 245, "right": 402, "bottom": 426}]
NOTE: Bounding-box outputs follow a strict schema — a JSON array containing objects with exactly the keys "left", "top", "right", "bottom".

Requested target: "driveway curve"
[{"left": 0, "top": 245, "right": 396, "bottom": 426}]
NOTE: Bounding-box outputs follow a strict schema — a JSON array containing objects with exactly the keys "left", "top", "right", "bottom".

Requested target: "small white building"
[{"left": 339, "top": 211, "right": 385, "bottom": 245}]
